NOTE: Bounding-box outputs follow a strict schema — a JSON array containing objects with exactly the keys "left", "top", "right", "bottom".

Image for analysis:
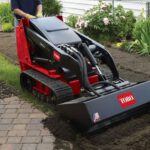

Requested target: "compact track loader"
[{"left": 16, "top": 17, "right": 150, "bottom": 132}]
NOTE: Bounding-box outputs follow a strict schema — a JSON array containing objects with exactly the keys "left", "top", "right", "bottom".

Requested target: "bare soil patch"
[
  {"left": 0, "top": 32, "right": 149, "bottom": 150},
  {"left": 0, "top": 81, "right": 16, "bottom": 99}
]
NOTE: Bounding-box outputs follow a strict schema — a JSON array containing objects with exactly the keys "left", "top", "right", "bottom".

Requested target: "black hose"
[
  {"left": 74, "top": 50, "right": 101, "bottom": 96},
  {"left": 81, "top": 43, "right": 98, "bottom": 66},
  {"left": 64, "top": 45, "right": 100, "bottom": 96},
  {"left": 92, "top": 81, "right": 121, "bottom": 90},
  {"left": 71, "top": 52, "right": 85, "bottom": 85},
  {"left": 78, "top": 44, "right": 120, "bottom": 90},
  {"left": 64, "top": 45, "right": 120, "bottom": 95},
  {"left": 64, "top": 44, "right": 86, "bottom": 86}
]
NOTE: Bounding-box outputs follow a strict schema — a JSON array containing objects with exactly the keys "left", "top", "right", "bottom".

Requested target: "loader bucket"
[{"left": 58, "top": 81, "right": 150, "bottom": 132}]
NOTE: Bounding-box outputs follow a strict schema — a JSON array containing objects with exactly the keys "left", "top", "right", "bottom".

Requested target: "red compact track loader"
[{"left": 16, "top": 17, "right": 150, "bottom": 132}]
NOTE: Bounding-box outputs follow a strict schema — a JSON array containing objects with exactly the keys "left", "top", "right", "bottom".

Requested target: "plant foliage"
[
  {"left": 66, "top": 15, "right": 78, "bottom": 28},
  {"left": 131, "top": 17, "right": 150, "bottom": 55},
  {"left": 73, "top": 0, "right": 136, "bottom": 42},
  {"left": 0, "top": 3, "right": 14, "bottom": 25},
  {"left": 43, "top": 0, "right": 62, "bottom": 16},
  {"left": 2, "top": 23, "right": 14, "bottom": 32}
]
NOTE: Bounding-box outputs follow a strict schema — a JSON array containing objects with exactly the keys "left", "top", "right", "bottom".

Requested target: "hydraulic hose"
[
  {"left": 80, "top": 43, "right": 120, "bottom": 90},
  {"left": 71, "top": 51, "right": 85, "bottom": 85},
  {"left": 62, "top": 44, "right": 86, "bottom": 88},
  {"left": 81, "top": 43, "right": 106, "bottom": 80},
  {"left": 78, "top": 51, "right": 101, "bottom": 96},
  {"left": 92, "top": 81, "right": 121, "bottom": 90},
  {"left": 63, "top": 44, "right": 120, "bottom": 96},
  {"left": 68, "top": 46, "right": 100, "bottom": 96}
]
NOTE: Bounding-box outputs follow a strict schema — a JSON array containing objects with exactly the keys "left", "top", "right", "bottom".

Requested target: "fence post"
[
  {"left": 112, "top": 0, "right": 115, "bottom": 17},
  {"left": 146, "top": 2, "right": 150, "bottom": 18}
]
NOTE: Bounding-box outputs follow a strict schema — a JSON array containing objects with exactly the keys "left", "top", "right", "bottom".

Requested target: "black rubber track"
[{"left": 20, "top": 69, "right": 73, "bottom": 104}]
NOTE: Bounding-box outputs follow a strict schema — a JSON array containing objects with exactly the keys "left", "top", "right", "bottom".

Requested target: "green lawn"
[{"left": 0, "top": 54, "right": 20, "bottom": 89}]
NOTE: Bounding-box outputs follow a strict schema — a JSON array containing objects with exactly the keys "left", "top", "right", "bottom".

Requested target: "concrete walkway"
[{"left": 0, "top": 96, "right": 55, "bottom": 150}]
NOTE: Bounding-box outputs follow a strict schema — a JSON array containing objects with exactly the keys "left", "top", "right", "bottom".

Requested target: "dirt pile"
[{"left": 42, "top": 113, "right": 150, "bottom": 150}]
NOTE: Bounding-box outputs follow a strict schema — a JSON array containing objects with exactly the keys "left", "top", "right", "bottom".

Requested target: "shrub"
[
  {"left": 130, "top": 17, "right": 150, "bottom": 55},
  {"left": 114, "top": 6, "right": 135, "bottom": 39},
  {"left": 0, "top": 3, "right": 14, "bottom": 25},
  {"left": 132, "top": 18, "right": 145, "bottom": 40},
  {"left": 2, "top": 23, "right": 14, "bottom": 32},
  {"left": 124, "top": 10, "right": 136, "bottom": 39},
  {"left": 76, "top": 1, "right": 136, "bottom": 42},
  {"left": 43, "top": 0, "right": 62, "bottom": 16},
  {"left": 66, "top": 15, "right": 78, "bottom": 28}
]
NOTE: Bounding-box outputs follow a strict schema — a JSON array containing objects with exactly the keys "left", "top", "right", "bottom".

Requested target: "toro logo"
[{"left": 117, "top": 91, "right": 137, "bottom": 109}]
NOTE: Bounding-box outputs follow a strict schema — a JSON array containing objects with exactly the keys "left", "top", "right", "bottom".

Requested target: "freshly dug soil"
[
  {"left": 0, "top": 32, "right": 150, "bottom": 150},
  {"left": 0, "top": 81, "right": 16, "bottom": 99}
]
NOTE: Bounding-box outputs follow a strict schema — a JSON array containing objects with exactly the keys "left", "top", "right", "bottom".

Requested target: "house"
[
  {"left": 1, "top": 0, "right": 149, "bottom": 18},
  {"left": 60, "top": 0, "right": 150, "bottom": 18},
  {"left": 0, "top": 0, "right": 9, "bottom": 3}
]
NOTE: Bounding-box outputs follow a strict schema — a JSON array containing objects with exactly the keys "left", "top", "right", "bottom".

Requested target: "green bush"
[
  {"left": 66, "top": 15, "right": 78, "bottom": 28},
  {"left": 76, "top": 1, "right": 136, "bottom": 42},
  {"left": 132, "top": 18, "right": 145, "bottom": 40},
  {"left": 2, "top": 23, "right": 14, "bottom": 32},
  {"left": 0, "top": 3, "right": 14, "bottom": 25},
  {"left": 124, "top": 10, "right": 136, "bottom": 39},
  {"left": 130, "top": 17, "right": 150, "bottom": 55},
  {"left": 43, "top": 0, "right": 62, "bottom": 16}
]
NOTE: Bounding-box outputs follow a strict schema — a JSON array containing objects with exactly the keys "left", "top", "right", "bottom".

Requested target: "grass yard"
[{"left": 0, "top": 53, "right": 20, "bottom": 89}]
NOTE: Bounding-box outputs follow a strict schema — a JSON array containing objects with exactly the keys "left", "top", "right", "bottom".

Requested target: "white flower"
[
  {"left": 109, "top": 13, "right": 113, "bottom": 16},
  {"left": 93, "top": 10, "right": 98, "bottom": 15},
  {"left": 84, "top": 21, "right": 89, "bottom": 28},
  {"left": 103, "top": 17, "right": 110, "bottom": 25},
  {"left": 121, "top": 16, "right": 126, "bottom": 20},
  {"left": 75, "top": 23, "right": 79, "bottom": 29},
  {"left": 75, "top": 17, "right": 82, "bottom": 29},
  {"left": 80, "top": 20, "right": 85, "bottom": 28},
  {"left": 99, "top": 9, "right": 104, "bottom": 12},
  {"left": 100, "top": 3, "right": 108, "bottom": 10},
  {"left": 75, "top": 22, "right": 82, "bottom": 29},
  {"left": 75, "top": 17, "right": 87, "bottom": 29}
]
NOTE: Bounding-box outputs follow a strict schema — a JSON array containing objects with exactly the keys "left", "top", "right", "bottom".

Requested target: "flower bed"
[{"left": 67, "top": 1, "right": 136, "bottom": 43}]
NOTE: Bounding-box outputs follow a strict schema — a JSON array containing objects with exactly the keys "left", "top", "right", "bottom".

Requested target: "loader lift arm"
[{"left": 75, "top": 30, "right": 119, "bottom": 80}]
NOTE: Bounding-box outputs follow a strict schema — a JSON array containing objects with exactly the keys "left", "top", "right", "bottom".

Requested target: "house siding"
[
  {"left": 0, "top": 0, "right": 10, "bottom": 3},
  {"left": 60, "top": 0, "right": 148, "bottom": 18},
  {"left": 1, "top": 0, "right": 149, "bottom": 18}
]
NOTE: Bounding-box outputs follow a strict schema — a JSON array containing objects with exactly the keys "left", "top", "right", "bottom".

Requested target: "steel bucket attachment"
[{"left": 58, "top": 81, "right": 150, "bottom": 132}]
